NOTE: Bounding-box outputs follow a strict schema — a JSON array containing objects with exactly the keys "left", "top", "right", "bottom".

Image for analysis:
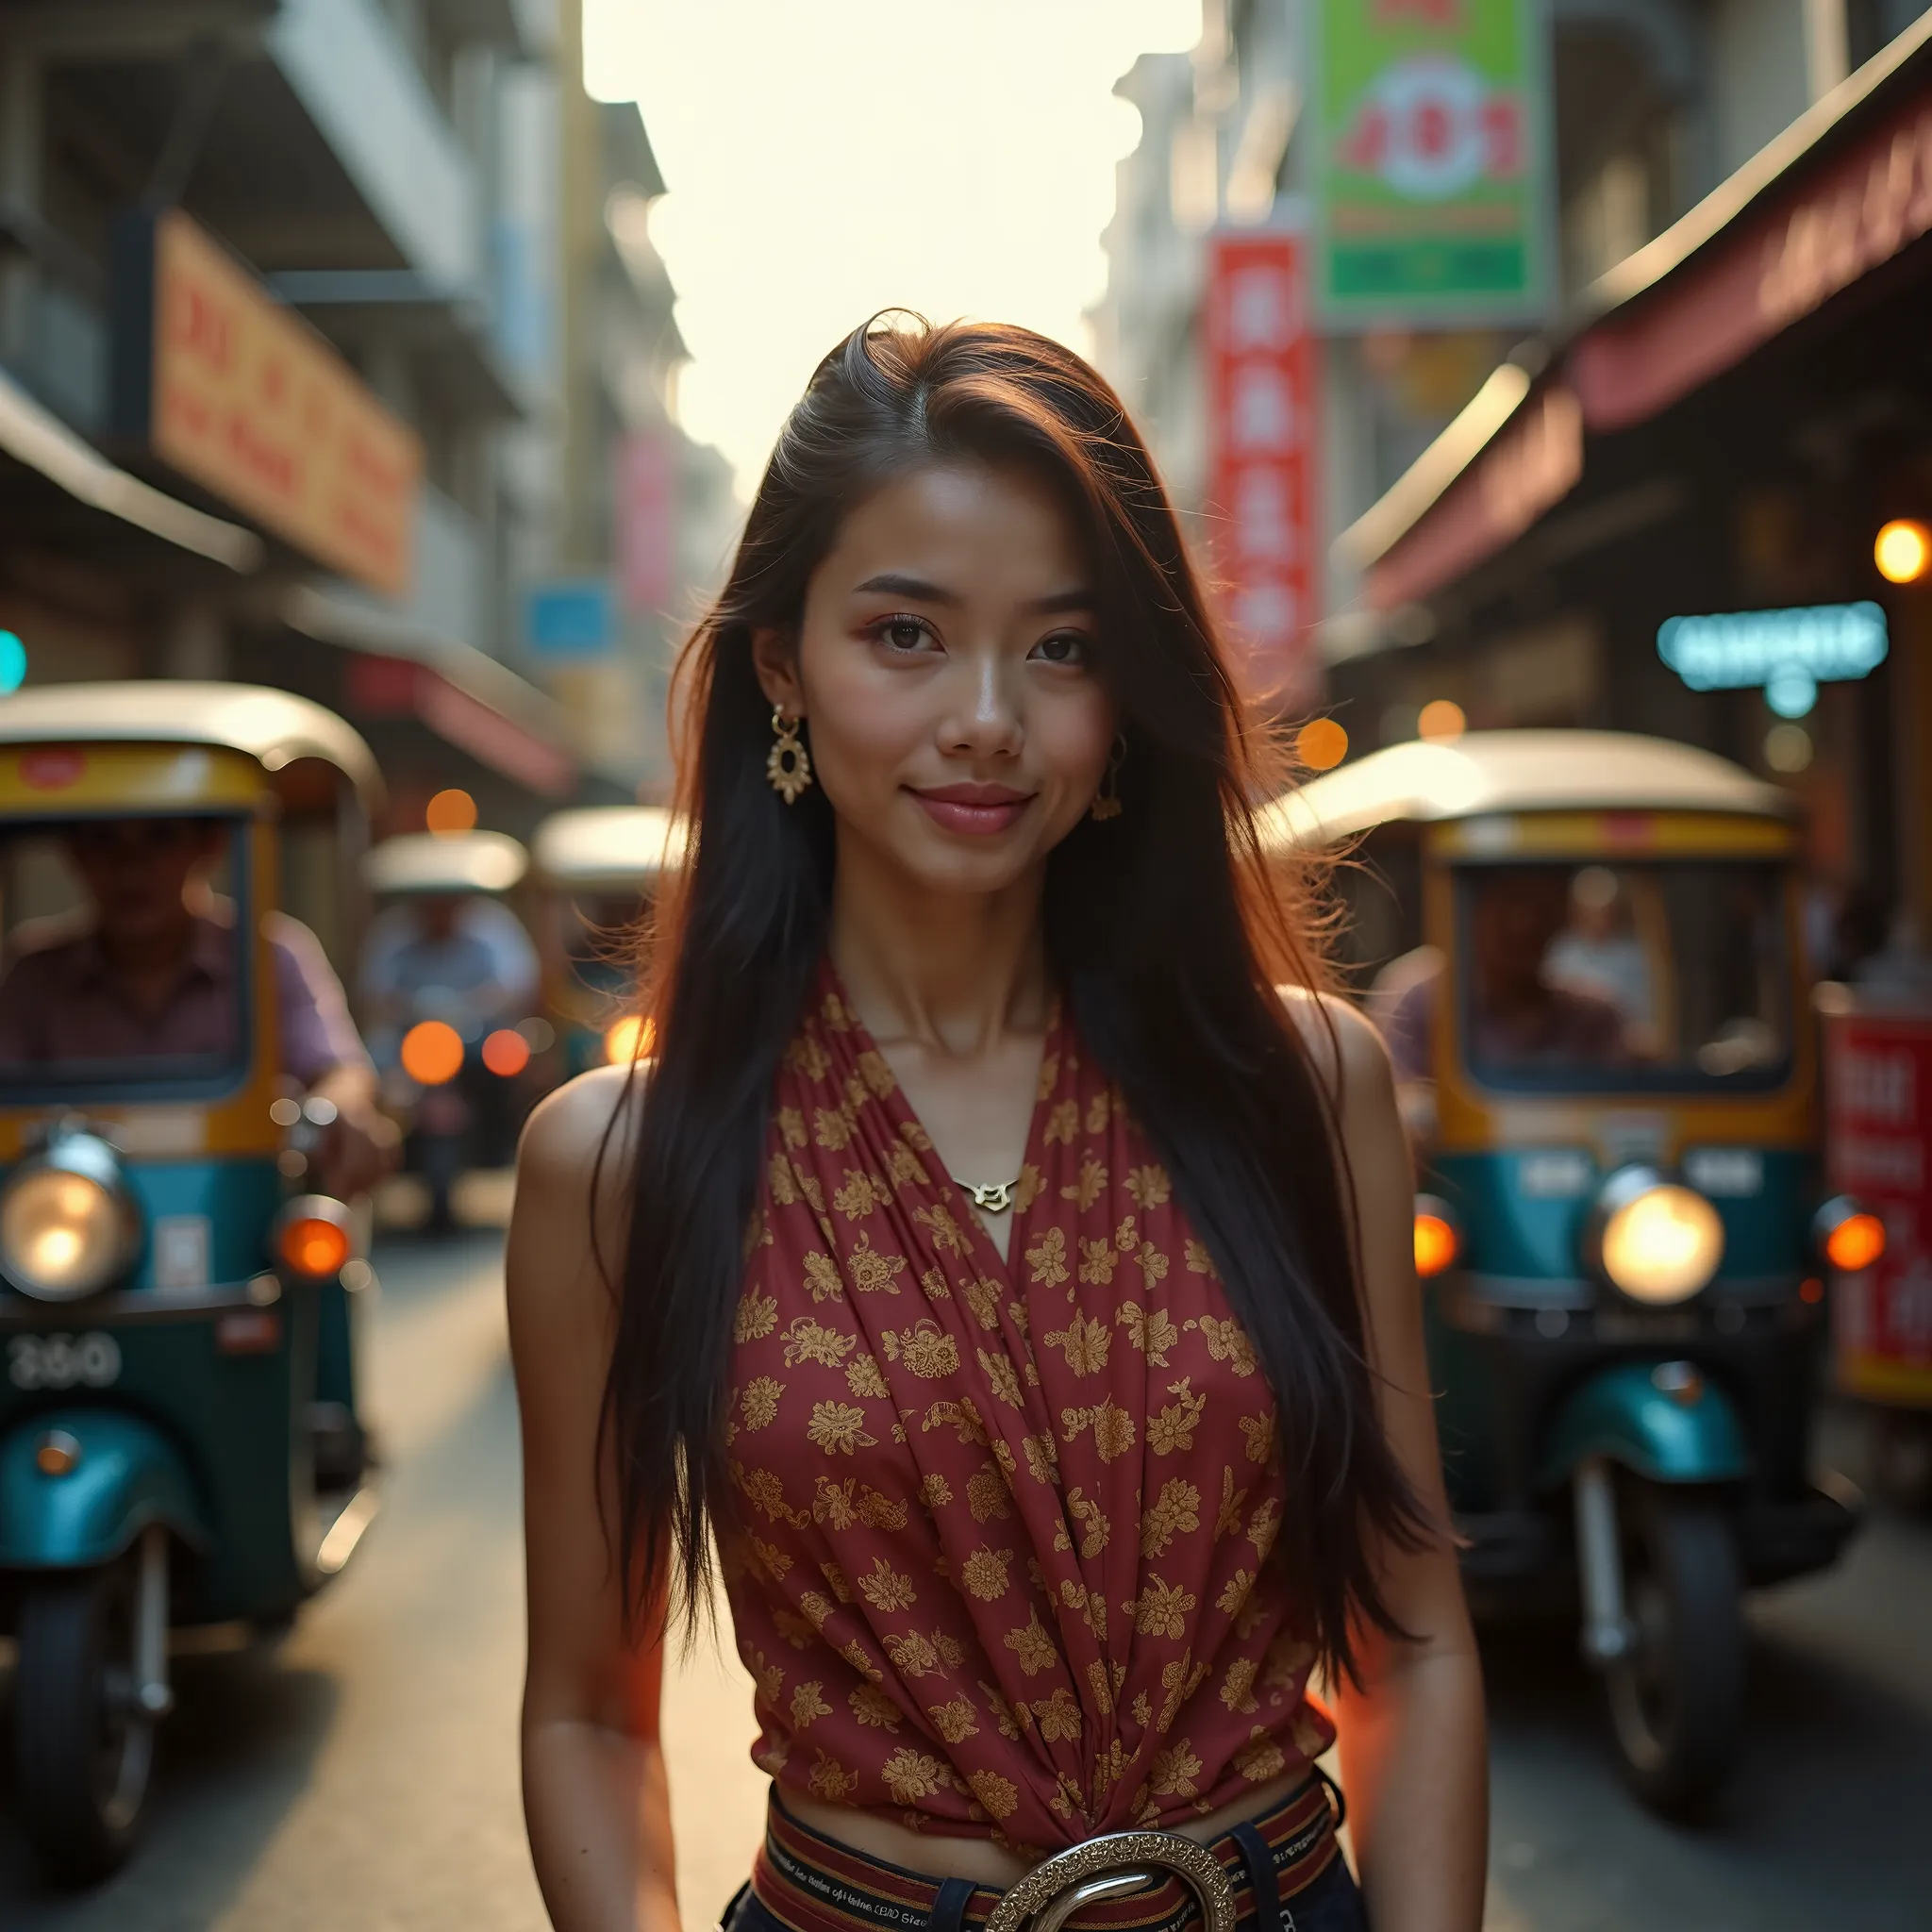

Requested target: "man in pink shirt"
[{"left": 0, "top": 817, "right": 394, "bottom": 1197}]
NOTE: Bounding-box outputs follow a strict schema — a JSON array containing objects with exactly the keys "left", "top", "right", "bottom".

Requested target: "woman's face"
[{"left": 755, "top": 461, "right": 1117, "bottom": 899}]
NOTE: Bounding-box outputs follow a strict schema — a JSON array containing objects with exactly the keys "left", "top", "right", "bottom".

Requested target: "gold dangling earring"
[
  {"left": 1089, "top": 736, "right": 1125, "bottom": 822},
  {"left": 766, "top": 707, "right": 813, "bottom": 804}
]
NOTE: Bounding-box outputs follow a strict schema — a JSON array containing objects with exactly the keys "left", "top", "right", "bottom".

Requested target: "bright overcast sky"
[{"left": 584, "top": 0, "right": 1200, "bottom": 494}]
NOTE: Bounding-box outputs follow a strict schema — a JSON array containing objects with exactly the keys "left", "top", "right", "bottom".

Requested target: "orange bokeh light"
[
  {"left": 482, "top": 1027, "right": 531, "bottom": 1077},
  {"left": 1874, "top": 519, "right": 1931, "bottom": 585},
  {"left": 1824, "top": 1210, "right": 1886, "bottom": 1273},
  {"left": 1418, "top": 700, "right": 1466, "bottom": 743},
  {"left": 401, "top": 1019, "right": 465, "bottom": 1086},
  {"left": 1414, "top": 1212, "right": 1459, "bottom": 1278},
  {"left": 425, "top": 788, "right": 478, "bottom": 835},
  {"left": 280, "top": 1216, "right": 351, "bottom": 1277},
  {"left": 605, "top": 1014, "right": 657, "bottom": 1065},
  {"left": 1297, "top": 718, "right": 1349, "bottom": 772}
]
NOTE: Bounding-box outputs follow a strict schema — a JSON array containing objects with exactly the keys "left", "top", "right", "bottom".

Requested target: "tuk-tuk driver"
[{"left": 0, "top": 817, "right": 395, "bottom": 1197}]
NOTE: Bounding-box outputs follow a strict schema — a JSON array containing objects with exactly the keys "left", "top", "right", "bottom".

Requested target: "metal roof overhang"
[
  {"left": 1341, "top": 12, "right": 1932, "bottom": 617},
  {"left": 282, "top": 585, "right": 576, "bottom": 800},
  {"left": 0, "top": 362, "right": 265, "bottom": 576},
  {"left": 268, "top": 272, "right": 528, "bottom": 421}
]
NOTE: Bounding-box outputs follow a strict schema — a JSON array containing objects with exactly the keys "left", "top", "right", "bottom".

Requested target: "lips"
[{"left": 907, "top": 783, "right": 1035, "bottom": 837}]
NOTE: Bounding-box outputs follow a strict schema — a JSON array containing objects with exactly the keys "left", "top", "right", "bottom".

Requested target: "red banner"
[
  {"left": 1825, "top": 1008, "right": 1932, "bottom": 1403},
  {"left": 1203, "top": 230, "right": 1322, "bottom": 710}
]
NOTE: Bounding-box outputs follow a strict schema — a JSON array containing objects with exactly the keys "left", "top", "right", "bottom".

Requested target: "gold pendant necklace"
[{"left": 955, "top": 1174, "right": 1021, "bottom": 1214}]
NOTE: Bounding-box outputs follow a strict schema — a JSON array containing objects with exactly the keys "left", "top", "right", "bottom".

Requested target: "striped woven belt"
[{"left": 751, "top": 1776, "right": 1341, "bottom": 1932}]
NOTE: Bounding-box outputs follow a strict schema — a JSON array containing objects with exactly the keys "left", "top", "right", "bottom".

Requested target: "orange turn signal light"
[
  {"left": 1824, "top": 1210, "right": 1886, "bottom": 1273},
  {"left": 280, "top": 1216, "right": 352, "bottom": 1277},
  {"left": 1414, "top": 1199, "right": 1460, "bottom": 1278}
]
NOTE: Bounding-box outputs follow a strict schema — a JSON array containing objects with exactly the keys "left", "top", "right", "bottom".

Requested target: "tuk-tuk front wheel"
[
  {"left": 13, "top": 1538, "right": 166, "bottom": 1885},
  {"left": 1601, "top": 1492, "right": 1745, "bottom": 1815}
]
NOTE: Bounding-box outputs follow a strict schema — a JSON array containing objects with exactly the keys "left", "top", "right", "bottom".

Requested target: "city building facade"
[
  {"left": 1092, "top": 0, "right": 1932, "bottom": 957},
  {"left": 0, "top": 0, "right": 731, "bottom": 850}
]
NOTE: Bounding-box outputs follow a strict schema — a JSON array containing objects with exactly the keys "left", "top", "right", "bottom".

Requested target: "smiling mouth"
[{"left": 906, "top": 784, "right": 1036, "bottom": 836}]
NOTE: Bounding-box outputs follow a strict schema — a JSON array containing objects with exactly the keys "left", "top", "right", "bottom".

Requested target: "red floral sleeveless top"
[{"left": 720, "top": 967, "right": 1332, "bottom": 1854}]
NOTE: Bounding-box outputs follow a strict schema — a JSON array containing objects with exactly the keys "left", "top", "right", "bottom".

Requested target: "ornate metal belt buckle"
[{"left": 979, "top": 1830, "right": 1237, "bottom": 1932}]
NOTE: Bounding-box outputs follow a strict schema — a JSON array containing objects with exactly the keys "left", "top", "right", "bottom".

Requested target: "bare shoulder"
[
  {"left": 508, "top": 1065, "right": 643, "bottom": 1330},
  {"left": 518, "top": 1063, "right": 642, "bottom": 1186},
  {"left": 1276, "top": 983, "right": 1395, "bottom": 1123}
]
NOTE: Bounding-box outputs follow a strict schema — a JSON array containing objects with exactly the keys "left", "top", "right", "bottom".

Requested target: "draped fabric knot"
[{"left": 724, "top": 962, "right": 1332, "bottom": 1851}]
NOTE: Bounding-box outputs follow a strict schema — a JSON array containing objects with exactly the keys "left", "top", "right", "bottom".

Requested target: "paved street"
[{"left": 2, "top": 1231, "right": 1927, "bottom": 1929}]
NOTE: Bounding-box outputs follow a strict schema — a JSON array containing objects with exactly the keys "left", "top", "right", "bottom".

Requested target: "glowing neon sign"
[{"left": 1657, "top": 601, "right": 1888, "bottom": 718}]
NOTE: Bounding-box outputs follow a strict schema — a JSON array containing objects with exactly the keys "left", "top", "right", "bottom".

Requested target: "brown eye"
[
  {"left": 1032, "top": 631, "right": 1088, "bottom": 666},
  {"left": 874, "top": 617, "right": 935, "bottom": 654}
]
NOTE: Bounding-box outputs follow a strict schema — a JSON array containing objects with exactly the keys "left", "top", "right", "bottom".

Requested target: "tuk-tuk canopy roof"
[
  {"left": 1259, "top": 730, "right": 1794, "bottom": 850},
  {"left": 362, "top": 830, "right": 528, "bottom": 896},
  {"left": 0, "top": 681, "right": 383, "bottom": 811},
  {"left": 532, "top": 807, "right": 687, "bottom": 891}
]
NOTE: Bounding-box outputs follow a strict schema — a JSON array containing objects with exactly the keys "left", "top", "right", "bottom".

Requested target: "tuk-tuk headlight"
[
  {"left": 0, "top": 1131, "right": 139, "bottom": 1303},
  {"left": 1588, "top": 1166, "right": 1724, "bottom": 1306}
]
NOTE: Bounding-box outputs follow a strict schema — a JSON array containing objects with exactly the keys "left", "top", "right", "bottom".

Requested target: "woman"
[{"left": 508, "top": 320, "right": 1486, "bottom": 1932}]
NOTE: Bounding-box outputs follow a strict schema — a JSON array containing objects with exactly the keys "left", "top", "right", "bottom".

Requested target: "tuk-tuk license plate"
[{"left": 8, "top": 1333, "right": 123, "bottom": 1391}]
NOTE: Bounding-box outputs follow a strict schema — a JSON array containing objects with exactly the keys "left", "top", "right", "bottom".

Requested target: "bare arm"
[
  {"left": 508, "top": 1068, "right": 679, "bottom": 1932},
  {"left": 1296, "top": 995, "right": 1489, "bottom": 1932}
]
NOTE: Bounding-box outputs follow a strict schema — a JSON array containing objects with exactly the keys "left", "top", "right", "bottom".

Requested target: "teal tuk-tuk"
[
  {"left": 1267, "top": 730, "right": 1882, "bottom": 1811},
  {"left": 0, "top": 683, "right": 385, "bottom": 1880}
]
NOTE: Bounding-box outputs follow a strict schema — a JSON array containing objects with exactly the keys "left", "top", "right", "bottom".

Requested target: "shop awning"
[
  {"left": 0, "top": 362, "right": 264, "bottom": 573},
  {"left": 282, "top": 584, "right": 575, "bottom": 798},
  {"left": 1341, "top": 12, "right": 1932, "bottom": 614}
]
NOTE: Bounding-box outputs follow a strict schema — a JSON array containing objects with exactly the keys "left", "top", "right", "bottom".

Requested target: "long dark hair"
[{"left": 602, "top": 317, "right": 1428, "bottom": 1683}]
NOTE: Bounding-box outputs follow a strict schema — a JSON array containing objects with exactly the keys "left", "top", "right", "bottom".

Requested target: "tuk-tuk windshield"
[
  {"left": 0, "top": 816, "right": 251, "bottom": 1099},
  {"left": 1450, "top": 859, "right": 1793, "bottom": 1092}
]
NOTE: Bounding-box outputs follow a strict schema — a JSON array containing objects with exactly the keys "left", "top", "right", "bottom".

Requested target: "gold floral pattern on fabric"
[{"left": 721, "top": 963, "right": 1332, "bottom": 1852}]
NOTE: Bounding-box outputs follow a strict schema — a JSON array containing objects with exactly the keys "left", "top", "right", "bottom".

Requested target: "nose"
[{"left": 941, "top": 653, "right": 1024, "bottom": 762}]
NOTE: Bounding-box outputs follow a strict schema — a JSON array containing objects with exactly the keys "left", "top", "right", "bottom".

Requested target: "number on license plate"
[{"left": 8, "top": 1332, "right": 123, "bottom": 1391}]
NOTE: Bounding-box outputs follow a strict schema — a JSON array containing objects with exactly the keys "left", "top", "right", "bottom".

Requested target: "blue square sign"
[{"left": 525, "top": 579, "right": 615, "bottom": 658}]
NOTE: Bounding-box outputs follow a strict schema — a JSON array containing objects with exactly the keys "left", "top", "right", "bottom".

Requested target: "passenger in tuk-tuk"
[
  {"left": 0, "top": 814, "right": 393, "bottom": 1196},
  {"left": 1544, "top": 864, "right": 1657, "bottom": 1032},
  {"left": 1379, "top": 867, "right": 1630, "bottom": 1085}
]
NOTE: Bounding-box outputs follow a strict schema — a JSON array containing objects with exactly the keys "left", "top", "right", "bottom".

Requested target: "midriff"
[{"left": 784, "top": 1764, "right": 1313, "bottom": 1884}]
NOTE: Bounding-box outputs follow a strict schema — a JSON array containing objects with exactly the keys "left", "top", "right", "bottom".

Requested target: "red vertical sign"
[
  {"left": 1204, "top": 229, "right": 1322, "bottom": 710},
  {"left": 1825, "top": 1009, "right": 1932, "bottom": 1401},
  {"left": 614, "top": 430, "right": 677, "bottom": 617}
]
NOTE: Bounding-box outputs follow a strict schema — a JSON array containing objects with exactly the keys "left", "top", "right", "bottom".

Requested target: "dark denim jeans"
[{"left": 721, "top": 1852, "right": 1369, "bottom": 1932}]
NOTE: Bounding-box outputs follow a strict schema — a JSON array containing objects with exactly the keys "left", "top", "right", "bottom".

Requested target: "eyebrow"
[{"left": 850, "top": 572, "right": 1095, "bottom": 617}]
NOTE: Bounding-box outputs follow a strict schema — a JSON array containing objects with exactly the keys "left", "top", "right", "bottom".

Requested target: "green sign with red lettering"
[{"left": 1312, "top": 0, "right": 1552, "bottom": 324}]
